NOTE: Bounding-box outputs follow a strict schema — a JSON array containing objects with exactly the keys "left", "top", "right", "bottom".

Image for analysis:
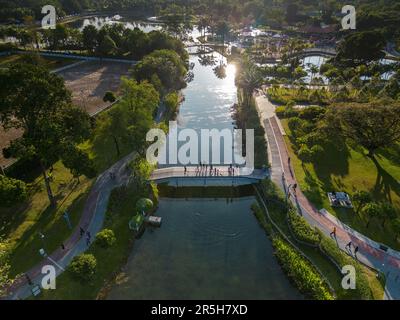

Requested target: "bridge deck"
[{"left": 150, "top": 166, "right": 268, "bottom": 183}]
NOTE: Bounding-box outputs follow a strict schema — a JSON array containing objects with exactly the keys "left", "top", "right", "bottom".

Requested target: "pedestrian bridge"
[{"left": 149, "top": 166, "right": 269, "bottom": 186}]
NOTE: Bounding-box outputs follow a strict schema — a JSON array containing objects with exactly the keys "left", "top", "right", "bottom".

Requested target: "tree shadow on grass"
[
  {"left": 371, "top": 156, "right": 400, "bottom": 203},
  {"left": 302, "top": 166, "right": 325, "bottom": 208},
  {"left": 314, "top": 141, "right": 350, "bottom": 179},
  {"left": 376, "top": 143, "right": 400, "bottom": 166},
  {"left": 10, "top": 190, "right": 89, "bottom": 276}
]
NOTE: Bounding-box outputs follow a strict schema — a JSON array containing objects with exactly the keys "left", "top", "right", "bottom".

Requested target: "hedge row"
[
  {"left": 272, "top": 237, "right": 334, "bottom": 300},
  {"left": 288, "top": 211, "right": 320, "bottom": 245},
  {"left": 319, "top": 233, "right": 373, "bottom": 300}
]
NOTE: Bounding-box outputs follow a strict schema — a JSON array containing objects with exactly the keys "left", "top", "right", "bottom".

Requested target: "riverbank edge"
[
  {"left": 95, "top": 90, "right": 184, "bottom": 299},
  {"left": 253, "top": 183, "right": 337, "bottom": 299}
]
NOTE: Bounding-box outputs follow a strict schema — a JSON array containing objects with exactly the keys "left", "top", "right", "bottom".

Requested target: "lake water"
[
  {"left": 107, "top": 47, "right": 302, "bottom": 299},
  {"left": 107, "top": 193, "right": 301, "bottom": 299}
]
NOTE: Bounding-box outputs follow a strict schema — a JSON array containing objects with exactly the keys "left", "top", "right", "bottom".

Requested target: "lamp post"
[{"left": 39, "top": 248, "right": 65, "bottom": 271}]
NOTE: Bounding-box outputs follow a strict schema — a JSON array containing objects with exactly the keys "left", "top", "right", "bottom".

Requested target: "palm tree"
[{"left": 236, "top": 58, "right": 263, "bottom": 106}]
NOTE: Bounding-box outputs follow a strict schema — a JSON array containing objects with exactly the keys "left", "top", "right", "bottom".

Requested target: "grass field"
[
  {"left": 0, "top": 161, "right": 93, "bottom": 276},
  {"left": 281, "top": 119, "right": 400, "bottom": 251},
  {"left": 0, "top": 54, "right": 77, "bottom": 70},
  {"left": 37, "top": 181, "right": 155, "bottom": 300}
]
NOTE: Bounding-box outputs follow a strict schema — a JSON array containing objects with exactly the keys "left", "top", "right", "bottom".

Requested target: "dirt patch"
[
  {"left": 0, "top": 61, "right": 132, "bottom": 168},
  {"left": 59, "top": 61, "right": 132, "bottom": 115}
]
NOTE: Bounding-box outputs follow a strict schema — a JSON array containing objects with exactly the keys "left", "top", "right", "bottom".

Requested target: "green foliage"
[
  {"left": 251, "top": 202, "right": 273, "bottom": 235},
  {"left": 164, "top": 91, "right": 179, "bottom": 115},
  {"left": 133, "top": 49, "right": 188, "bottom": 91},
  {"left": 272, "top": 237, "right": 334, "bottom": 300},
  {"left": 62, "top": 146, "right": 97, "bottom": 179},
  {"left": 288, "top": 211, "right": 320, "bottom": 245},
  {"left": 0, "top": 175, "right": 27, "bottom": 207},
  {"left": 95, "top": 229, "right": 116, "bottom": 248},
  {"left": 130, "top": 158, "right": 155, "bottom": 186},
  {"left": 298, "top": 145, "right": 314, "bottom": 163},
  {"left": 267, "top": 87, "right": 330, "bottom": 106},
  {"left": 97, "top": 35, "right": 117, "bottom": 56},
  {"left": 103, "top": 91, "right": 116, "bottom": 103},
  {"left": 319, "top": 234, "right": 373, "bottom": 300},
  {"left": 68, "top": 253, "right": 97, "bottom": 282},
  {"left": 275, "top": 106, "right": 287, "bottom": 118},
  {"left": 335, "top": 31, "right": 386, "bottom": 65},
  {"left": 0, "top": 63, "right": 91, "bottom": 204},
  {"left": 323, "top": 102, "right": 400, "bottom": 157},
  {"left": 0, "top": 239, "right": 11, "bottom": 297},
  {"left": 92, "top": 78, "right": 159, "bottom": 166},
  {"left": 235, "top": 93, "right": 268, "bottom": 168},
  {"left": 136, "top": 198, "right": 153, "bottom": 214}
]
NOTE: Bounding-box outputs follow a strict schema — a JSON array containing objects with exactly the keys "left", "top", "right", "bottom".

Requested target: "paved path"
[
  {"left": 4, "top": 152, "right": 136, "bottom": 300},
  {"left": 255, "top": 94, "right": 400, "bottom": 300},
  {"left": 150, "top": 166, "right": 268, "bottom": 183}
]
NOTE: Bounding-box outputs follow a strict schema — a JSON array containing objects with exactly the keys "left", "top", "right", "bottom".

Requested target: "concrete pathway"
[
  {"left": 255, "top": 94, "right": 400, "bottom": 300},
  {"left": 4, "top": 152, "right": 136, "bottom": 300}
]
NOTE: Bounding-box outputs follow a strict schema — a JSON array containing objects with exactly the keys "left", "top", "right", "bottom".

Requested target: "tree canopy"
[
  {"left": 323, "top": 102, "right": 400, "bottom": 157},
  {"left": 0, "top": 63, "right": 92, "bottom": 204}
]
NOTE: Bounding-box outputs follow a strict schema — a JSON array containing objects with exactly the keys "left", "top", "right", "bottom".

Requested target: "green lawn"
[
  {"left": 0, "top": 161, "right": 93, "bottom": 276},
  {"left": 0, "top": 54, "right": 78, "bottom": 70},
  {"left": 38, "top": 182, "right": 156, "bottom": 300},
  {"left": 281, "top": 119, "right": 400, "bottom": 251}
]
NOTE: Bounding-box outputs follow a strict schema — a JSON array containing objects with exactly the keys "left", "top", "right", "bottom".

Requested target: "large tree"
[
  {"left": 133, "top": 49, "right": 188, "bottom": 91},
  {"left": 335, "top": 31, "right": 386, "bottom": 65},
  {"left": 92, "top": 78, "right": 160, "bottom": 162},
  {"left": 0, "top": 63, "right": 91, "bottom": 206},
  {"left": 324, "top": 102, "right": 400, "bottom": 158}
]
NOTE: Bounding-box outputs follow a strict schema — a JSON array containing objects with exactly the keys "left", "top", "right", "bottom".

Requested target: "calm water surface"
[
  {"left": 107, "top": 196, "right": 302, "bottom": 299},
  {"left": 107, "top": 47, "right": 302, "bottom": 299}
]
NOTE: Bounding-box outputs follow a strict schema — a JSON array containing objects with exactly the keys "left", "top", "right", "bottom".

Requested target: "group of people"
[
  {"left": 183, "top": 163, "right": 239, "bottom": 177},
  {"left": 80, "top": 227, "right": 92, "bottom": 247},
  {"left": 330, "top": 227, "right": 359, "bottom": 257}
]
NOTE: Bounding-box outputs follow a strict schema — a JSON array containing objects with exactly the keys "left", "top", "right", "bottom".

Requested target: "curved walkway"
[
  {"left": 255, "top": 94, "right": 400, "bottom": 300},
  {"left": 4, "top": 152, "right": 136, "bottom": 300}
]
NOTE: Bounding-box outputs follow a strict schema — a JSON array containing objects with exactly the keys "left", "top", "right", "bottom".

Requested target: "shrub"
[
  {"left": 288, "top": 211, "right": 320, "bottom": 245},
  {"left": 297, "top": 145, "right": 314, "bottom": 162},
  {"left": 299, "top": 106, "right": 326, "bottom": 121},
  {"left": 0, "top": 175, "right": 28, "bottom": 207},
  {"left": 276, "top": 106, "right": 286, "bottom": 118},
  {"left": 103, "top": 91, "right": 116, "bottom": 103},
  {"left": 272, "top": 237, "right": 334, "bottom": 300},
  {"left": 319, "top": 234, "right": 373, "bottom": 300},
  {"left": 69, "top": 254, "right": 97, "bottom": 282},
  {"left": 251, "top": 202, "right": 272, "bottom": 234},
  {"left": 164, "top": 91, "right": 179, "bottom": 114},
  {"left": 96, "top": 229, "right": 116, "bottom": 248}
]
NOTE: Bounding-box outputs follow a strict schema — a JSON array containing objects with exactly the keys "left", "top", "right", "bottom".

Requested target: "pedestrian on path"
[
  {"left": 86, "top": 231, "right": 91, "bottom": 240},
  {"left": 330, "top": 226, "right": 336, "bottom": 238},
  {"left": 86, "top": 237, "right": 91, "bottom": 247},
  {"left": 61, "top": 243, "right": 65, "bottom": 250},
  {"left": 354, "top": 246, "right": 359, "bottom": 257},
  {"left": 80, "top": 227, "right": 85, "bottom": 237},
  {"left": 346, "top": 241, "right": 352, "bottom": 250},
  {"left": 25, "top": 274, "right": 33, "bottom": 286}
]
